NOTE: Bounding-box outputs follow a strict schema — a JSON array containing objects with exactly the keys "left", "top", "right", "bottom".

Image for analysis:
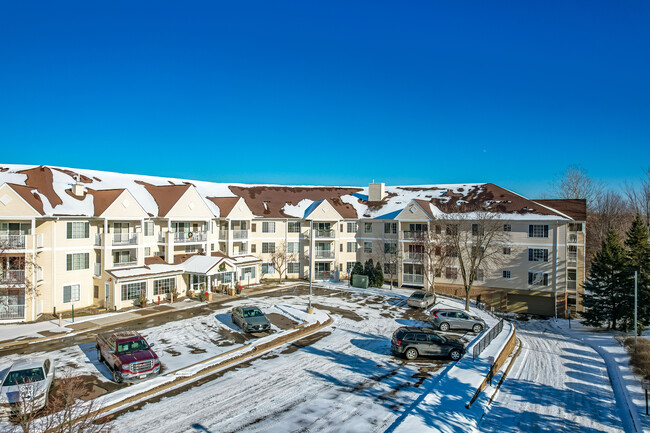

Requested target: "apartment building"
[{"left": 0, "top": 165, "right": 585, "bottom": 322}]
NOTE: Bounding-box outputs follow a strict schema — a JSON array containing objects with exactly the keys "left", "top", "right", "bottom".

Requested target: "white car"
[{"left": 0, "top": 358, "right": 55, "bottom": 417}]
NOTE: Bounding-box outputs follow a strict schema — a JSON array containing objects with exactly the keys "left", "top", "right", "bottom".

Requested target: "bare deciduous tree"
[
  {"left": 269, "top": 241, "right": 297, "bottom": 282},
  {"left": 9, "top": 374, "right": 112, "bottom": 433},
  {"left": 1, "top": 235, "right": 38, "bottom": 322},
  {"left": 412, "top": 228, "right": 448, "bottom": 296},
  {"left": 550, "top": 165, "right": 602, "bottom": 208},
  {"left": 437, "top": 209, "right": 508, "bottom": 311},
  {"left": 625, "top": 168, "right": 650, "bottom": 229}
]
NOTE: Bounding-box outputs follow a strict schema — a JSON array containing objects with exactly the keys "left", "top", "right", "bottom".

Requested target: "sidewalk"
[{"left": 0, "top": 282, "right": 302, "bottom": 348}]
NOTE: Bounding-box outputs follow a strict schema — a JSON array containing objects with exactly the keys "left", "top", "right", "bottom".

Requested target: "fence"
[{"left": 472, "top": 318, "right": 504, "bottom": 360}]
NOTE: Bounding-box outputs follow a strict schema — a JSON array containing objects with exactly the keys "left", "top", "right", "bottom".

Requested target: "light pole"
[
  {"left": 307, "top": 220, "right": 314, "bottom": 314},
  {"left": 635, "top": 270, "right": 638, "bottom": 348}
]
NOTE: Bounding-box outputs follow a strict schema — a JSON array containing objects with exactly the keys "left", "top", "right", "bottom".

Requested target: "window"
[
  {"left": 384, "top": 223, "right": 397, "bottom": 234},
  {"left": 502, "top": 270, "right": 511, "bottom": 279},
  {"left": 262, "top": 221, "right": 276, "bottom": 233},
  {"left": 66, "top": 253, "right": 89, "bottom": 271},
  {"left": 63, "top": 284, "right": 80, "bottom": 303},
  {"left": 568, "top": 223, "right": 583, "bottom": 232},
  {"left": 364, "top": 223, "right": 373, "bottom": 233},
  {"left": 435, "top": 225, "right": 441, "bottom": 235},
  {"left": 144, "top": 221, "right": 154, "bottom": 236},
  {"left": 384, "top": 263, "right": 397, "bottom": 275},
  {"left": 347, "top": 222, "right": 358, "bottom": 233},
  {"left": 288, "top": 221, "right": 301, "bottom": 233},
  {"left": 446, "top": 225, "right": 458, "bottom": 236},
  {"left": 384, "top": 242, "right": 397, "bottom": 254},
  {"left": 288, "top": 262, "right": 300, "bottom": 274},
  {"left": 145, "top": 247, "right": 151, "bottom": 256},
  {"left": 528, "top": 271, "right": 549, "bottom": 286},
  {"left": 251, "top": 244, "right": 256, "bottom": 253},
  {"left": 94, "top": 285, "right": 99, "bottom": 298},
  {"left": 504, "top": 224, "right": 511, "bottom": 232},
  {"left": 347, "top": 242, "right": 357, "bottom": 253},
  {"left": 287, "top": 242, "right": 300, "bottom": 254},
  {"left": 346, "top": 261, "right": 356, "bottom": 272},
  {"left": 528, "top": 248, "right": 549, "bottom": 262},
  {"left": 445, "top": 267, "right": 458, "bottom": 279},
  {"left": 153, "top": 278, "right": 175, "bottom": 295},
  {"left": 251, "top": 223, "right": 256, "bottom": 232},
  {"left": 435, "top": 246, "right": 442, "bottom": 256},
  {"left": 262, "top": 242, "right": 275, "bottom": 254},
  {"left": 262, "top": 263, "right": 275, "bottom": 274},
  {"left": 503, "top": 246, "right": 511, "bottom": 255},
  {"left": 472, "top": 224, "right": 484, "bottom": 236},
  {"left": 121, "top": 281, "right": 146, "bottom": 301},
  {"left": 568, "top": 269, "right": 577, "bottom": 281},
  {"left": 476, "top": 269, "right": 485, "bottom": 281},
  {"left": 528, "top": 224, "right": 549, "bottom": 238},
  {"left": 185, "top": 245, "right": 197, "bottom": 253},
  {"left": 364, "top": 242, "right": 373, "bottom": 253},
  {"left": 446, "top": 246, "right": 458, "bottom": 257},
  {"left": 435, "top": 268, "right": 441, "bottom": 278},
  {"left": 66, "top": 222, "right": 89, "bottom": 239},
  {"left": 240, "top": 266, "right": 256, "bottom": 280}
]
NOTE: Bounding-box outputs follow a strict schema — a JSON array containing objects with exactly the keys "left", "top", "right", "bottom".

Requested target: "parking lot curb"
[
  {"left": 0, "top": 283, "right": 307, "bottom": 351},
  {"left": 59, "top": 313, "right": 333, "bottom": 430}
]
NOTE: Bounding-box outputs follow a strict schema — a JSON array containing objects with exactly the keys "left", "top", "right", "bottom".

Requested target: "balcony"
[
  {"left": 94, "top": 234, "right": 102, "bottom": 246},
  {"left": 174, "top": 231, "right": 207, "bottom": 243},
  {"left": 569, "top": 233, "right": 578, "bottom": 243},
  {"left": 232, "top": 230, "right": 248, "bottom": 240},
  {"left": 404, "top": 252, "right": 423, "bottom": 261},
  {"left": 402, "top": 231, "right": 425, "bottom": 241},
  {"left": 568, "top": 280, "right": 577, "bottom": 291},
  {"left": 112, "top": 232, "right": 139, "bottom": 246},
  {"left": 1, "top": 270, "right": 26, "bottom": 283},
  {"left": 218, "top": 232, "right": 228, "bottom": 240},
  {"left": 315, "top": 250, "right": 335, "bottom": 259},
  {"left": 402, "top": 274, "right": 424, "bottom": 285},
  {"left": 568, "top": 253, "right": 577, "bottom": 267},
  {"left": 0, "top": 305, "right": 25, "bottom": 320},
  {"left": 113, "top": 260, "right": 137, "bottom": 268},
  {"left": 0, "top": 235, "right": 26, "bottom": 250},
  {"left": 314, "top": 230, "right": 335, "bottom": 239}
]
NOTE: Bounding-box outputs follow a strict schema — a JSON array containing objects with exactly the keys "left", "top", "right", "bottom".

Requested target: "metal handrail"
[{"left": 472, "top": 318, "right": 504, "bottom": 360}]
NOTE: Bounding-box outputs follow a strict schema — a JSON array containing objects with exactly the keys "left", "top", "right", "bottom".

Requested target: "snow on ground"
[
  {"left": 106, "top": 284, "right": 489, "bottom": 433},
  {"left": 480, "top": 320, "right": 627, "bottom": 433}
]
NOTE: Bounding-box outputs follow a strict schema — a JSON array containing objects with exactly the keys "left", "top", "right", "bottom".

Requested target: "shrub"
[{"left": 623, "top": 337, "right": 650, "bottom": 380}]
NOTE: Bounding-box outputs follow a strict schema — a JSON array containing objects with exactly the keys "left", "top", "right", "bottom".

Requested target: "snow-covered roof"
[{"left": 0, "top": 164, "right": 580, "bottom": 221}]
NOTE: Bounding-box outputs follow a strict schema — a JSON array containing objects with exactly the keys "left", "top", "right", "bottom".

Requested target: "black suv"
[{"left": 390, "top": 327, "right": 465, "bottom": 361}]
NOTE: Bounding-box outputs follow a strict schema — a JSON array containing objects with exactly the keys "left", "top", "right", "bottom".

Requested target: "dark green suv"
[{"left": 390, "top": 327, "right": 465, "bottom": 361}]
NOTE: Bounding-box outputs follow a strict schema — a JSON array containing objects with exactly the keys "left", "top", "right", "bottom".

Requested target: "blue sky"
[{"left": 0, "top": 1, "right": 648, "bottom": 198}]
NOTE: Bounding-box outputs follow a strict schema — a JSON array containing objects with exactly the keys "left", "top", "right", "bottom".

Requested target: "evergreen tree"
[
  {"left": 620, "top": 215, "right": 650, "bottom": 330},
  {"left": 373, "top": 262, "right": 385, "bottom": 288},
  {"left": 581, "top": 229, "right": 626, "bottom": 329},
  {"left": 350, "top": 261, "right": 363, "bottom": 285},
  {"left": 364, "top": 259, "right": 376, "bottom": 286}
]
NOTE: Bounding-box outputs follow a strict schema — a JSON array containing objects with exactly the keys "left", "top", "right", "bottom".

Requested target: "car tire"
[
  {"left": 449, "top": 349, "right": 462, "bottom": 361},
  {"left": 97, "top": 348, "right": 103, "bottom": 363},
  {"left": 439, "top": 322, "right": 450, "bottom": 332},
  {"left": 405, "top": 348, "right": 418, "bottom": 360},
  {"left": 112, "top": 369, "right": 123, "bottom": 384},
  {"left": 472, "top": 324, "right": 483, "bottom": 333}
]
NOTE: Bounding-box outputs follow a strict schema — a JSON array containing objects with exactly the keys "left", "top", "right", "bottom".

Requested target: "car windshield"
[
  {"left": 2, "top": 368, "right": 45, "bottom": 386},
  {"left": 411, "top": 293, "right": 424, "bottom": 299},
  {"left": 117, "top": 339, "right": 149, "bottom": 354},
  {"left": 243, "top": 308, "right": 263, "bottom": 318}
]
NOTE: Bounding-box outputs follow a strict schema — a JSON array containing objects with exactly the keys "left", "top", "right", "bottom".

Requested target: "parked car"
[
  {"left": 390, "top": 327, "right": 465, "bottom": 361},
  {"left": 429, "top": 309, "right": 486, "bottom": 333},
  {"left": 0, "top": 358, "right": 55, "bottom": 417},
  {"left": 232, "top": 306, "right": 271, "bottom": 333},
  {"left": 407, "top": 291, "right": 436, "bottom": 308},
  {"left": 96, "top": 331, "right": 160, "bottom": 383}
]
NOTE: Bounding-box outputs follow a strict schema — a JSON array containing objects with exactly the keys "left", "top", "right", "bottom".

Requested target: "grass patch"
[{"left": 623, "top": 337, "right": 650, "bottom": 380}]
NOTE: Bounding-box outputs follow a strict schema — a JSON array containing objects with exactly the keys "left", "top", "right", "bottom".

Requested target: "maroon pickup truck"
[{"left": 96, "top": 331, "right": 160, "bottom": 383}]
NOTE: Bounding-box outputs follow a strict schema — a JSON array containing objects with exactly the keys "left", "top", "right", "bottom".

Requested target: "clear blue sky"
[{"left": 1, "top": 1, "right": 648, "bottom": 197}]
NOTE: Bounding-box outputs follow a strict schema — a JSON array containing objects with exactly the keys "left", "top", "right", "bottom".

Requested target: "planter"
[
  {"left": 188, "top": 290, "right": 195, "bottom": 299},
  {"left": 206, "top": 292, "right": 213, "bottom": 302}
]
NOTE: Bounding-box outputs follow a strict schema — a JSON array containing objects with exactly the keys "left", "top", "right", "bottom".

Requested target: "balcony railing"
[
  {"left": 113, "top": 260, "right": 137, "bottom": 268},
  {"left": 315, "top": 250, "right": 335, "bottom": 259},
  {"left": 94, "top": 234, "right": 102, "bottom": 246},
  {"left": 1, "top": 270, "right": 26, "bottom": 283},
  {"left": 218, "top": 232, "right": 228, "bottom": 240},
  {"left": 402, "top": 231, "right": 425, "bottom": 241},
  {"left": 314, "top": 230, "right": 335, "bottom": 238},
  {"left": 568, "top": 253, "right": 577, "bottom": 267},
  {"left": 403, "top": 274, "right": 425, "bottom": 285},
  {"left": 0, "top": 305, "right": 25, "bottom": 320},
  {"left": 233, "top": 249, "right": 248, "bottom": 256},
  {"left": 232, "top": 230, "right": 248, "bottom": 240},
  {"left": 112, "top": 232, "right": 139, "bottom": 246},
  {"left": 0, "top": 234, "right": 26, "bottom": 249},
  {"left": 569, "top": 234, "right": 578, "bottom": 243},
  {"left": 568, "top": 280, "right": 577, "bottom": 291},
  {"left": 174, "top": 231, "right": 207, "bottom": 243},
  {"left": 315, "top": 271, "right": 333, "bottom": 280},
  {"left": 404, "top": 252, "right": 423, "bottom": 261},
  {"left": 94, "top": 263, "right": 102, "bottom": 277}
]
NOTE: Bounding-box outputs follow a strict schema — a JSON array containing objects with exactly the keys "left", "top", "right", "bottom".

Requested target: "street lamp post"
[{"left": 307, "top": 221, "right": 314, "bottom": 314}]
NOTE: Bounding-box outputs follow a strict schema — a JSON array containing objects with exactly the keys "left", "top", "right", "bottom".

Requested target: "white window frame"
[
  {"left": 262, "top": 221, "right": 276, "bottom": 233},
  {"left": 121, "top": 281, "right": 146, "bottom": 301},
  {"left": 347, "top": 242, "right": 357, "bottom": 253},
  {"left": 62, "top": 283, "right": 81, "bottom": 303},
  {"left": 66, "top": 222, "right": 89, "bottom": 239},
  {"left": 528, "top": 271, "right": 549, "bottom": 286},
  {"left": 287, "top": 242, "right": 300, "bottom": 254},
  {"left": 528, "top": 248, "right": 549, "bottom": 262},
  {"left": 528, "top": 224, "right": 549, "bottom": 238},
  {"left": 288, "top": 221, "right": 301, "bottom": 233},
  {"left": 262, "top": 242, "right": 276, "bottom": 254},
  {"left": 262, "top": 262, "right": 275, "bottom": 274},
  {"left": 364, "top": 241, "right": 372, "bottom": 254},
  {"left": 347, "top": 222, "right": 358, "bottom": 233},
  {"left": 502, "top": 270, "right": 511, "bottom": 279},
  {"left": 153, "top": 277, "right": 176, "bottom": 295},
  {"left": 287, "top": 262, "right": 300, "bottom": 274},
  {"left": 364, "top": 223, "right": 373, "bottom": 233},
  {"left": 66, "top": 253, "right": 89, "bottom": 271}
]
